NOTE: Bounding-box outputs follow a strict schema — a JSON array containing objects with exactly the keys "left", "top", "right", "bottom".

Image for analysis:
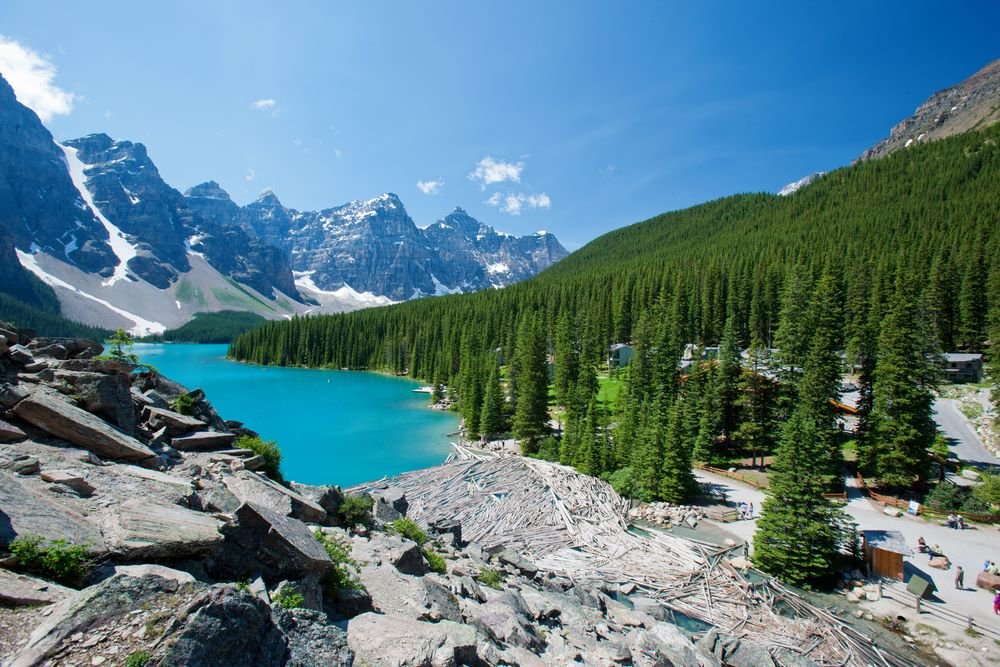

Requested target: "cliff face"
[{"left": 860, "top": 59, "right": 1000, "bottom": 162}]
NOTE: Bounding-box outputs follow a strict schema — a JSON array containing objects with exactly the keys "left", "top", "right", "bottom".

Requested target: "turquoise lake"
[{"left": 135, "top": 343, "right": 459, "bottom": 487}]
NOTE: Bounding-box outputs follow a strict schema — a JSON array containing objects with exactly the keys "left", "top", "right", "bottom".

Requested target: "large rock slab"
[
  {"left": 224, "top": 470, "right": 327, "bottom": 524},
  {"left": 0, "top": 382, "right": 29, "bottom": 408},
  {"left": 12, "top": 389, "right": 156, "bottom": 464},
  {"left": 275, "top": 607, "right": 354, "bottom": 666},
  {"left": 348, "top": 532, "right": 427, "bottom": 576},
  {"left": 28, "top": 337, "right": 103, "bottom": 359},
  {"left": 40, "top": 469, "right": 95, "bottom": 496},
  {"left": 0, "top": 569, "right": 74, "bottom": 606},
  {"left": 0, "top": 472, "right": 104, "bottom": 550},
  {"left": 464, "top": 591, "right": 544, "bottom": 650},
  {"left": 0, "top": 418, "right": 26, "bottom": 442},
  {"left": 215, "top": 502, "right": 332, "bottom": 584},
  {"left": 101, "top": 498, "right": 222, "bottom": 559},
  {"left": 347, "top": 612, "right": 477, "bottom": 667},
  {"left": 144, "top": 405, "right": 206, "bottom": 434},
  {"left": 357, "top": 564, "right": 462, "bottom": 622},
  {"left": 52, "top": 369, "right": 136, "bottom": 433},
  {"left": 158, "top": 587, "right": 289, "bottom": 666},
  {"left": 171, "top": 430, "right": 237, "bottom": 451}
]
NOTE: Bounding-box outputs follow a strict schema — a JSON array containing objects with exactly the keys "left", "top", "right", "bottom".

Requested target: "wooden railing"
[
  {"left": 853, "top": 469, "right": 1000, "bottom": 524},
  {"left": 695, "top": 464, "right": 848, "bottom": 500}
]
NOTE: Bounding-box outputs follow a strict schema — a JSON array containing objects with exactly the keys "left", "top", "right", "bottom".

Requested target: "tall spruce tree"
[
  {"left": 659, "top": 398, "right": 698, "bottom": 503},
  {"left": 512, "top": 314, "right": 550, "bottom": 454},
  {"left": 868, "top": 285, "right": 937, "bottom": 487},
  {"left": 753, "top": 411, "right": 846, "bottom": 587},
  {"left": 734, "top": 335, "right": 777, "bottom": 468},
  {"left": 480, "top": 362, "right": 507, "bottom": 440}
]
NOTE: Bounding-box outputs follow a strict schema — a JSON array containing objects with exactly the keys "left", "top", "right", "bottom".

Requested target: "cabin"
[
  {"left": 861, "top": 530, "right": 912, "bottom": 581},
  {"left": 943, "top": 353, "right": 984, "bottom": 383},
  {"left": 608, "top": 343, "right": 635, "bottom": 369}
]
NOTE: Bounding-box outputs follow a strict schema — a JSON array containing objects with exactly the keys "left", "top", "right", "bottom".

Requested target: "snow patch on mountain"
[
  {"left": 777, "top": 172, "right": 826, "bottom": 197},
  {"left": 16, "top": 249, "right": 165, "bottom": 335},
  {"left": 294, "top": 271, "right": 396, "bottom": 306},
  {"left": 61, "top": 144, "right": 139, "bottom": 286}
]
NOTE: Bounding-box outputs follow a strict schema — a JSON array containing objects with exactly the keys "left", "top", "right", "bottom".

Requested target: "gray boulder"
[
  {"left": 101, "top": 498, "right": 222, "bottom": 560},
  {"left": 0, "top": 568, "right": 74, "bottom": 606},
  {"left": 171, "top": 430, "right": 237, "bottom": 451},
  {"left": 463, "top": 591, "right": 544, "bottom": 650},
  {"left": 347, "top": 612, "right": 477, "bottom": 667},
  {"left": 144, "top": 405, "right": 206, "bottom": 434},
  {"left": 274, "top": 607, "right": 353, "bottom": 666},
  {"left": 223, "top": 470, "right": 327, "bottom": 524},
  {"left": 8, "top": 344, "right": 33, "bottom": 364},
  {"left": 0, "top": 454, "right": 39, "bottom": 475},
  {"left": 352, "top": 532, "right": 428, "bottom": 576},
  {"left": 0, "top": 382, "right": 29, "bottom": 408},
  {"left": 0, "top": 471, "right": 104, "bottom": 550},
  {"left": 159, "top": 587, "right": 289, "bottom": 666},
  {"left": 357, "top": 564, "right": 462, "bottom": 622},
  {"left": 40, "top": 469, "right": 95, "bottom": 496},
  {"left": 215, "top": 502, "right": 332, "bottom": 584},
  {"left": 0, "top": 418, "right": 26, "bottom": 442},
  {"left": 28, "top": 337, "right": 103, "bottom": 359},
  {"left": 291, "top": 482, "right": 344, "bottom": 522},
  {"left": 53, "top": 369, "right": 136, "bottom": 434},
  {"left": 13, "top": 389, "right": 157, "bottom": 464}
]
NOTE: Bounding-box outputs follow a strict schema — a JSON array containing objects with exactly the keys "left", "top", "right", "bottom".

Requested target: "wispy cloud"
[
  {"left": 0, "top": 35, "right": 76, "bottom": 122},
  {"left": 416, "top": 179, "right": 444, "bottom": 195},
  {"left": 468, "top": 156, "right": 524, "bottom": 189},
  {"left": 245, "top": 168, "right": 256, "bottom": 182},
  {"left": 486, "top": 191, "right": 551, "bottom": 216},
  {"left": 250, "top": 98, "right": 280, "bottom": 115}
]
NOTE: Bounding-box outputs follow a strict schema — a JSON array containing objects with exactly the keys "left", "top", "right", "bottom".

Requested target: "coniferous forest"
[{"left": 232, "top": 124, "right": 1000, "bottom": 584}]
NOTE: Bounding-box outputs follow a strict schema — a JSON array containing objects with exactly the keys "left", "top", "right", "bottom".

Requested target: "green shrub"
[
  {"left": 9, "top": 534, "right": 92, "bottom": 586},
  {"left": 273, "top": 584, "right": 305, "bottom": 609},
  {"left": 476, "top": 567, "right": 503, "bottom": 590},
  {"left": 125, "top": 651, "right": 151, "bottom": 667},
  {"left": 604, "top": 467, "right": 636, "bottom": 498},
  {"left": 314, "top": 530, "right": 363, "bottom": 594},
  {"left": 171, "top": 393, "right": 197, "bottom": 416},
  {"left": 390, "top": 518, "right": 429, "bottom": 546},
  {"left": 234, "top": 435, "right": 283, "bottom": 481},
  {"left": 338, "top": 495, "right": 374, "bottom": 527},
  {"left": 423, "top": 548, "right": 447, "bottom": 574}
]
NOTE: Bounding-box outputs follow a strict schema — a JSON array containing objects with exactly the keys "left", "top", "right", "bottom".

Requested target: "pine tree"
[
  {"left": 869, "top": 285, "right": 937, "bottom": 488},
  {"left": 716, "top": 315, "right": 743, "bottom": 442},
  {"left": 734, "top": 335, "right": 777, "bottom": 468},
  {"left": 512, "top": 315, "right": 550, "bottom": 454},
  {"left": 659, "top": 398, "right": 698, "bottom": 503},
  {"left": 479, "top": 362, "right": 507, "bottom": 439},
  {"left": 753, "top": 411, "right": 847, "bottom": 587}
]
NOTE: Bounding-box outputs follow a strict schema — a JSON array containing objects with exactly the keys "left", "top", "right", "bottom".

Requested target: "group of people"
[
  {"left": 916, "top": 537, "right": 944, "bottom": 558},
  {"left": 738, "top": 502, "right": 754, "bottom": 520},
  {"left": 946, "top": 513, "right": 966, "bottom": 530}
]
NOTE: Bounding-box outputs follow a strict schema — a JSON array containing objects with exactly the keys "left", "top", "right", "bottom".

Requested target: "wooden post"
[
  {"left": 967, "top": 616, "right": 974, "bottom": 632},
  {"left": 877, "top": 580, "right": 883, "bottom": 598},
  {"left": 915, "top": 595, "right": 921, "bottom": 614}
]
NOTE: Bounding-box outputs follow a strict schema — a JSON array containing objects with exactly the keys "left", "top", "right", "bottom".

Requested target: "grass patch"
[
  {"left": 390, "top": 518, "right": 429, "bottom": 546},
  {"left": 314, "top": 530, "right": 363, "bottom": 594},
  {"left": 9, "top": 534, "right": 92, "bottom": 586},
  {"left": 175, "top": 278, "right": 206, "bottom": 305},
  {"left": 915, "top": 623, "right": 943, "bottom": 636},
  {"left": 477, "top": 567, "right": 503, "bottom": 590},
  {"left": 171, "top": 393, "right": 197, "bottom": 416},
  {"left": 273, "top": 584, "right": 305, "bottom": 609},
  {"left": 597, "top": 375, "right": 623, "bottom": 408},
  {"left": 338, "top": 495, "right": 374, "bottom": 527},
  {"left": 960, "top": 402, "right": 984, "bottom": 420},
  {"left": 234, "top": 435, "right": 283, "bottom": 481},
  {"left": 125, "top": 651, "right": 151, "bottom": 667},
  {"left": 965, "top": 626, "right": 981, "bottom": 638},
  {"left": 423, "top": 548, "right": 447, "bottom": 574}
]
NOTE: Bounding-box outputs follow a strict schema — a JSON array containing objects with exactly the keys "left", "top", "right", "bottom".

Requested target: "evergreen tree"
[
  {"left": 659, "top": 398, "right": 698, "bottom": 503},
  {"left": 716, "top": 315, "right": 743, "bottom": 442},
  {"left": 753, "top": 411, "right": 847, "bottom": 587},
  {"left": 869, "top": 285, "right": 937, "bottom": 488},
  {"left": 734, "top": 335, "right": 777, "bottom": 468},
  {"left": 512, "top": 315, "right": 550, "bottom": 453},
  {"left": 479, "top": 362, "right": 507, "bottom": 439},
  {"left": 553, "top": 310, "right": 578, "bottom": 406}
]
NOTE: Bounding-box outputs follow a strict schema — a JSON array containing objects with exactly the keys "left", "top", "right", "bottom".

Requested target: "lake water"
[{"left": 135, "top": 343, "right": 459, "bottom": 487}]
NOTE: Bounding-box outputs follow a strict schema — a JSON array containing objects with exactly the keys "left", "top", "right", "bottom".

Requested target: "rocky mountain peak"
[
  {"left": 184, "top": 181, "right": 233, "bottom": 201},
  {"left": 256, "top": 189, "right": 283, "bottom": 206},
  {"left": 860, "top": 58, "right": 1000, "bottom": 161}
]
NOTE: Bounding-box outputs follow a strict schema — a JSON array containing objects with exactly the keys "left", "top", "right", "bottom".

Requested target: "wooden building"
[{"left": 861, "top": 530, "right": 912, "bottom": 581}]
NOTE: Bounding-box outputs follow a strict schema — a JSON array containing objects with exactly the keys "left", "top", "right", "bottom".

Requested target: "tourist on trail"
[
  {"left": 956, "top": 514, "right": 965, "bottom": 530},
  {"left": 955, "top": 566, "right": 964, "bottom": 590},
  {"left": 994, "top": 591, "right": 1000, "bottom": 615},
  {"left": 748, "top": 502, "right": 754, "bottom": 518},
  {"left": 917, "top": 536, "right": 927, "bottom": 553},
  {"left": 989, "top": 562, "right": 999, "bottom": 575},
  {"left": 947, "top": 513, "right": 957, "bottom": 529}
]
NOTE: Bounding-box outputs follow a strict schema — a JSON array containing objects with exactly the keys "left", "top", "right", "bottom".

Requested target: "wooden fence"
[
  {"left": 853, "top": 469, "right": 1000, "bottom": 525},
  {"left": 695, "top": 464, "right": 848, "bottom": 500}
]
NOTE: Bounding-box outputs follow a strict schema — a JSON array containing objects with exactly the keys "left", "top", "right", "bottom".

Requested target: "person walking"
[
  {"left": 994, "top": 591, "right": 1000, "bottom": 615},
  {"left": 954, "top": 566, "right": 964, "bottom": 590}
]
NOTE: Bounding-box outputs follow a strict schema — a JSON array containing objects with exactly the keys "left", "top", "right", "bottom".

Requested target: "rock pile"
[
  {"left": 629, "top": 502, "right": 706, "bottom": 529},
  {"left": 0, "top": 322, "right": 739, "bottom": 666}
]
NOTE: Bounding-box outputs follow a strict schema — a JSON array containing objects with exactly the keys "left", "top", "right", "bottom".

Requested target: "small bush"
[
  {"left": 604, "top": 467, "right": 636, "bottom": 498},
  {"left": 234, "top": 434, "right": 283, "bottom": 481},
  {"left": 9, "top": 534, "right": 92, "bottom": 586},
  {"left": 273, "top": 584, "right": 305, "bottom": 609},
  {"left": 314, "top": 530, "right": 363, "bottom": 594},
  {"left": 390, "top": 518, "right": 429, "bottom": 546},
  {"left": 338, "top": 494, "right": 373, "bottom": 527},
  {"left": 171, "top": 393, "right": 197, "bottom": 416},
  {"left": 125, "top": 651, "right": 151, "bottom": 667},
  {"left": 423, "top": 548, "right": 447, "bottom": 574},
  {"left": 477, "top": 567, "right": 503, "bottom": 590}
]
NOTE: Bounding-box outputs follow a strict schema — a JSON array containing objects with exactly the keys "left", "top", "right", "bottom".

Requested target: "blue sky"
[{"left": 2, "top": 1, "right": 998, "bottom": 249}]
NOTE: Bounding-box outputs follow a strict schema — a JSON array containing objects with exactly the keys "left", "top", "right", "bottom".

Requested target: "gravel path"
[{"left": 934, "top": 398, "right": 999, "bottom": 468}]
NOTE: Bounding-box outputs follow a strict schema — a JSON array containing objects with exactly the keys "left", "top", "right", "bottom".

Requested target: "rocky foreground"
[{"left": 0, "top": 322, "right": 760, "bottom": 667}]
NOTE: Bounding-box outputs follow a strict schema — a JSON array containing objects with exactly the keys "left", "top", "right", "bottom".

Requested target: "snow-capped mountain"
[
  {"left": 185, "top": 186, "right": 568, "bottom": 302},
  {"left": 0, "top": 70, "right": 567, "bottom": 333}
]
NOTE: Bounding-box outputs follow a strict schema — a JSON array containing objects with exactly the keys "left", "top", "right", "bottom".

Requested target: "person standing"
[
  {"left": 954, "top": 566, "right": 964, "bottom": 590},
  {"left": 994, "top": 591, "right": 1000, "bottom": 615}
]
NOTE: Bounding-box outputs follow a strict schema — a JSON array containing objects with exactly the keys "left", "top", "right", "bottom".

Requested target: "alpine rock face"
[
  {"left": 0, "top": 70, "right": 567, "bottom": 332},
  {"left": 185, "top": 187, "right": 569, "bottom": 303}
]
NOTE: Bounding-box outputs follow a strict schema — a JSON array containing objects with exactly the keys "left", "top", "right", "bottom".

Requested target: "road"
[{"left": 933, "top": 398, "right": 999, "bottom": 468}]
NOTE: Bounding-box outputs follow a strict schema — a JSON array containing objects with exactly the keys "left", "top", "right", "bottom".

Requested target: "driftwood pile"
[{"left": 358, "top": 445, "right": 911, "bottom": 667}]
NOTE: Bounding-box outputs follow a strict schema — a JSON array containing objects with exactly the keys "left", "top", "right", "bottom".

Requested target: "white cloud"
[
  {"left": 0, "top": 35, "right": 76, "bottom": 122},
  {"left": 416, "top": 179, "right": 444, "bottom": 195},
  {"left": 468, "top": 156, "right": 524, "bottom": 189},
  {"left": 245, "top": 168, "right": 256, "bottom": 182},
  {"left": 485, "top": 191, "right": 551, "bottom": 216},
  {"left": 251, "top": 98, "right": 277, "bottom": 110}
]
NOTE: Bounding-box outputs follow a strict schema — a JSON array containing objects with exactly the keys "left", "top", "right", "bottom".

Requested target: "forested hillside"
[{"left": 232, "top": 123, "right": 1000, "bottom": 375}]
